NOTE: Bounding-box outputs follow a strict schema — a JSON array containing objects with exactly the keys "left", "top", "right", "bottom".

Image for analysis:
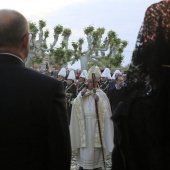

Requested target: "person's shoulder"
[
  {"left": 23, "top": 67, "right": 60, "bottom": 85},
  {"left": 145, "top": 1, "right": 161, "bottom": 13}
]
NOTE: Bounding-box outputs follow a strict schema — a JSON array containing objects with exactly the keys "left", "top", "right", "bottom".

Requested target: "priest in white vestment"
[{"left": 70, "top": 66, "right": 114, "bottom": 170}]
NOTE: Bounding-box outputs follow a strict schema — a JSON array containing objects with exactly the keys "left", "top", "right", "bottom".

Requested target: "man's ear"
[
  {"left": 20, "top": 33, "right": 29, "bottom": 61},
  {"left": 22, "top": 34, "right": 29, "bottom": 48}
]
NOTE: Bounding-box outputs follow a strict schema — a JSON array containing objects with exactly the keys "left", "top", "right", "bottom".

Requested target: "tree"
[
  {"left": 71, "top": 26, "right": 128, "bottom": 70},
  {"left": 26, "top": 20, "right": 73, "bottom": 68},
  {"left": 27, "top": 21, "right": 128, "bottom": 70},
  {"left": 50, "top": 27, "right": 73, "bottom": 67}
]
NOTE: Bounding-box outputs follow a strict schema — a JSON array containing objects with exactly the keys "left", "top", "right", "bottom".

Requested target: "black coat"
[
  {"left": 65, "top": 82, "right": 77, "bottom": 123},
  {"left": 106, "top": 80, "right": 116, "bottom": 98},
  {"left": 109, "top": 86, "right": 126, "bottom": 114},
  {"left": 109, "top": 86, "right": 127, "bottom": 170},
  {"left": 0, "top": 54, "right": 71, "bottom": 170}
]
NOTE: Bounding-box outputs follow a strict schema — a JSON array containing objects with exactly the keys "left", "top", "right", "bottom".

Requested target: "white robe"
[{"left": 70, "top": 89, "right": 114, "bottom": 169}]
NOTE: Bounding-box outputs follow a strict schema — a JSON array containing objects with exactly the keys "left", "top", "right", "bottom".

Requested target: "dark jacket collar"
[{"left": 0, "top": 53, "right": 25, "bottom": 67}]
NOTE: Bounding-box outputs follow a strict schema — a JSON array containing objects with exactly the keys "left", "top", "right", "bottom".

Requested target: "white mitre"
[
  {"left": 80, "top": 70, "right": 88, "bottom": 79},
  {"left": 101, "top": 68, "right": 111, "bottom": 79},
  {"left": 111, "top": 69, "right": 122, "bottom": 80},
  {"left": 67, "top": 70, "right": 76, "bottom": 80},
  {"left": 58, "top": 67, "right": 66, "bottom": 77},
  {"left": 87, "top": 66, "right": 101, "bottom": 81}
]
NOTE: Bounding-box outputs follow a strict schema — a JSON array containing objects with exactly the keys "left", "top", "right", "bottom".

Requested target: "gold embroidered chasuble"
[
  {"left": 70, "top": 88, "right": 114, "bottom": 169},
  {"left": 70, "top": 88, "right": 114, "bottom": 151},
  {"left": 73, "top": 90, "right": 106, "bottom": 147}
]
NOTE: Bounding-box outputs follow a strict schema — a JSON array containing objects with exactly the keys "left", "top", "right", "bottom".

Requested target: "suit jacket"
[
  {"left": 0, "top": 54, "right": 71, "bottom": 170},
  {"left": 106, "top": 80, "right": 116, "bottom": 98},
  {"left": 109, "top": 86, "right": 126, "bottom": 114}
]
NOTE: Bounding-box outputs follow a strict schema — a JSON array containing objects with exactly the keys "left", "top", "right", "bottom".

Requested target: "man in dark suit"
[
  {"left": 106, "top": 70, "right": 122, "bottom": 98},
  {"left": 109, "top": 75, "right": 126, "bottom": 113},
  {"left": 0, "top": 9, "right": 71, "bottom": 170},
  {"left": 109, "top": 75, "right": 126, "bottom": 170}
]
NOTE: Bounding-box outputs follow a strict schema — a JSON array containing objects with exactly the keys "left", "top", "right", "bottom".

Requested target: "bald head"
[{"left": 0, "top": 9, "right": 29, "bottom": 48}]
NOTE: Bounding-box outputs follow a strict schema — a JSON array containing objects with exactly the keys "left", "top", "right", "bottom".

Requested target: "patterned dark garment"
[
  {"left": 128, "top": 0, "right": 170, "bottom": 96},
  {"left": 142, "top": 0, "right": 170, "bottom": 44},
  {"left": 111, "top": 1, "right": 170, "bottom": 170}
]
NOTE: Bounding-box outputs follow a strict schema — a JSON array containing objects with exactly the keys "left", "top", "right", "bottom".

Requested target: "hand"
[{"left": 93, "top": 93, "right": 99, "bottom": 102}]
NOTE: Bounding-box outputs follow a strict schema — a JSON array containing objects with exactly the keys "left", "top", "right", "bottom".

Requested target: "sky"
[{"left": 1, "top": 0, "right": 160, "bottom": 69}]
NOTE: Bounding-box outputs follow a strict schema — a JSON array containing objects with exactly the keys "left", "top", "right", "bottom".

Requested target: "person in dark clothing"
[
  {"left": 100, "top": 68, "right": 111, "bottom": 94},
  {"left": 0, "top": 9, "right": 71, "bottom": 170},
  {"left": 65, "top": 70, "right": 77, "bottom": 124},
  {"left": 57, "top": 67, "right": 67, "bottom": 90},
  {"left": 109, "top": 75, "right": 127, "bottom": 170},
  {"left": 106, "top": 70, "right": 122, "bottom": 98},
  {"left": 76, "top": 70, "right": 87, "bottom": 95},
  {"left": 109, "top": 75, "right": 126, "bottom": 113},
  {"left": 111, "top": 1, "right": 170, "bottom": 170}
]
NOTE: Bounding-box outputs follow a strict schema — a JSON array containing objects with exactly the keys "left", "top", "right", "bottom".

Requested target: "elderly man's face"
[{"left": 87, "top": 79, "right": 98, "bottom": 90}]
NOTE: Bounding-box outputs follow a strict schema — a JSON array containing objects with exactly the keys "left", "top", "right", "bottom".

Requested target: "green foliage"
[
  {"left": 72, "top": 42, "right": 78, "bottom": 50},
  {"left": 29, "top": 22, "right": 38, "bottom": 39},
  {"left": 92, "top": 31, "right": 99, "bottom": 46},
  {"left": 52, "top": 48, "right": 73, "bottom": 66},
  {"left": 65, "top": 49, "right": 73, "bottom": 60},
  {"left": 78, "top": 38, "right": 84, "bottom": 51},
  {"left": 96, "top": 27, "right": 105, "bottom": 35},
  {"left": 121, "top": 40, "right": 128, "bottom": 48},
  {"left": 72, "top": 39, "right": 84, "bottom": 61},
  {"left": 39, "top": 20, "right": 46, "bottom": 29},
  {"left": 41, "top": 43, "right": 47, "bottom": 49},
  {"left": 33, "top": 56, "right": 43, "bottom": 64},
  {"left": 28, "top": 20, "right": 128, "bottom": 69},
  {"left": 78, "top": 38, "right": 84, "bottom": 45},
  {"left": 52, "top": 48, "right": 65, "bottom": 64},
  {"left": 54, "top": 25, "right": 63, "bottom": 34},
  {"left": 84, "top": 26, "right": 94, "bottom": 34},
  {"left": 110, "top": 54, "right": 124, "bottom": 67},
  {"left": 108, "top": 30, "right": 117, "bottom": 40},
  {"left": 62, "top": 28, "right": 72, "bottom": 37},
  {"left": 61, "top": 41, "right": 66, "bottom": 48},
  {"left": 44, "top": 30, "right": 49, "bottom": 38}
]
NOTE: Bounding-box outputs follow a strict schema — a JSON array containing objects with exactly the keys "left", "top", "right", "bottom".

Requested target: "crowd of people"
[
  {"left": 43, "top": 65, "right": 126, "bottom": 170},
  {"left": 55, "top": 66, "right": 126, "bottom": 169},
  {"left": 0, "top": 0, "right": 170, "bottom": 169}
]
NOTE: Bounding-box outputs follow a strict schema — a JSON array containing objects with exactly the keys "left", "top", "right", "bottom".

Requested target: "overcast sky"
[{"left": 1, "top": 0, "right": 159, "bottom": 69}]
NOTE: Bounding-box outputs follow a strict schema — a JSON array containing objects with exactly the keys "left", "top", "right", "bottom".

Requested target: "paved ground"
[{"left": 71, "top": 156, "right": 112, "bottom": 170}]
